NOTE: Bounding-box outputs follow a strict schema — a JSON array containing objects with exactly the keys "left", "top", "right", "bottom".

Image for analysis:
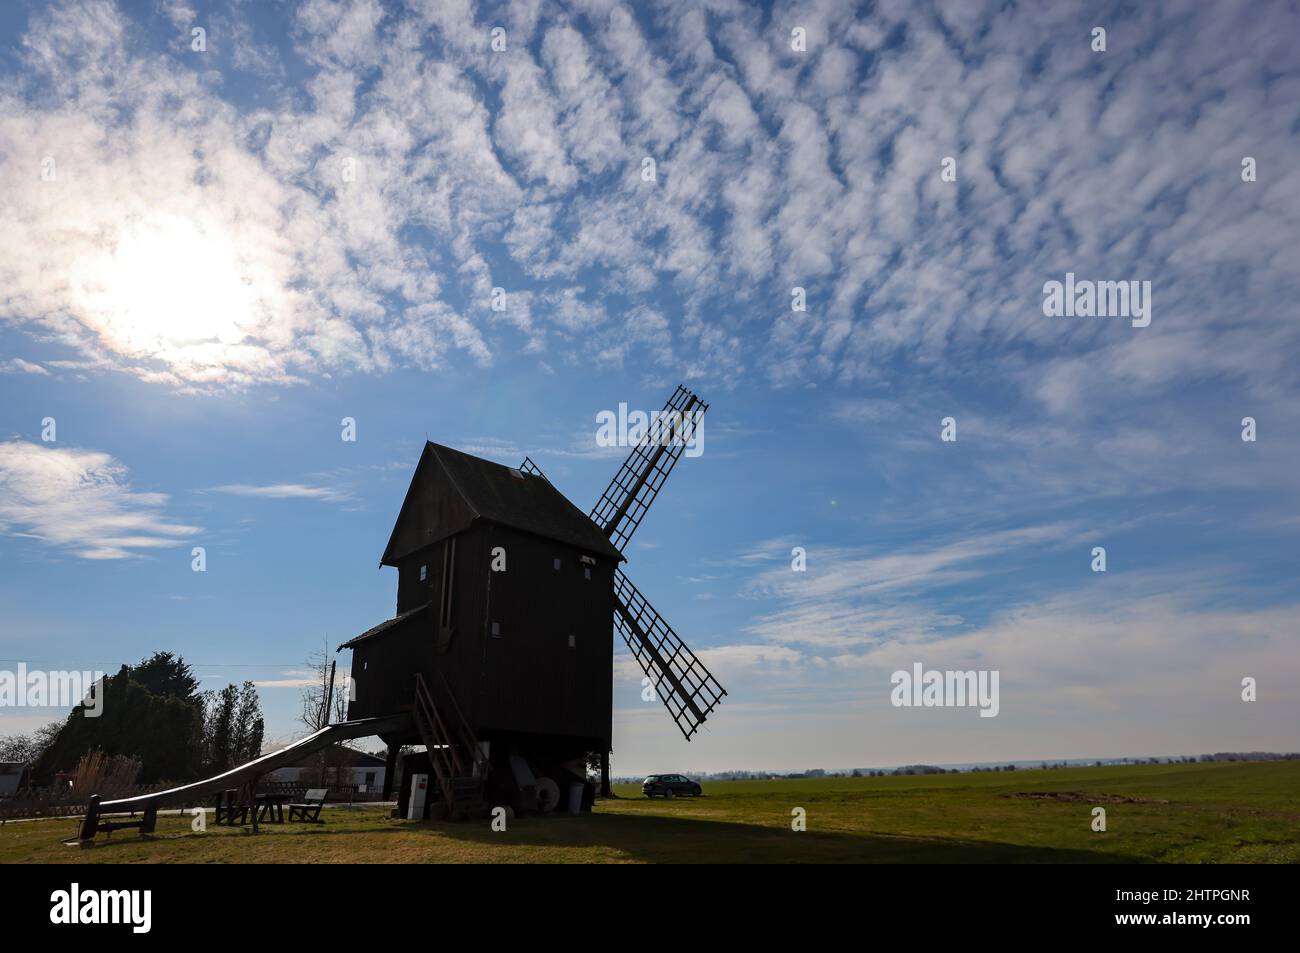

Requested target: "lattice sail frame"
[
  {"left": 519, "top": 386, "right": 726, "bottom": 741},
  {"left": 518, "top": 456, "right": 548, "bottom": 481},
  {"left": 589, "top": 385, "right": 707, "bottom": 554},
  {"left": 614, "top": 569, "right": 726, "bottom": 741}
]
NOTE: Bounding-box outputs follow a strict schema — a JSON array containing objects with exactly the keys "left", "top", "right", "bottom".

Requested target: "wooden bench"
[{"left": 288, "top": 788, "right": 328, "bottom": 822}]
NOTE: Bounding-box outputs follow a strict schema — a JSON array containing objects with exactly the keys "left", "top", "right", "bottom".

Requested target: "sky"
[{"left": 0, "top": 0, "right": 1297, "bottom": 777}]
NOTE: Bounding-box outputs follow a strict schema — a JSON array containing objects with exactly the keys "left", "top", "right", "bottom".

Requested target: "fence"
[
  {"left": 0, "top": 783, "right": 172, "bottom": 822},
  {"left": 0, "top": 780, "right": 391, "bottom": 822}
]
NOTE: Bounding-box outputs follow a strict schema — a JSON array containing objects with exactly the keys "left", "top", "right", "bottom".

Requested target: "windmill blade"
[
  {"left": 518, "top": 456, "right": 549, "bottom": 482},
  {"left": 590, "top": 385, "right": 707, "bottom": 553},
  {"left": 614, "top": 568, "right": 726, "bottom": 741}
]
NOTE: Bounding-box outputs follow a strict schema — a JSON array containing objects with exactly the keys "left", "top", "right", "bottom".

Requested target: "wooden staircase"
[{"left": 412, "top": 672, "right": 488, "bottom": 819}]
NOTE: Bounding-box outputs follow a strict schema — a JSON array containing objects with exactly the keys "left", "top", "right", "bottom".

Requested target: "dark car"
[{"left": 642, "top": 774, "right": 702, "bottom": 798}]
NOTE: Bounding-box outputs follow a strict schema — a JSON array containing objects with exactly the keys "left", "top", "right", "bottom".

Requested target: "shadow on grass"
[
  {"left": 63, "top": 808, "right": 1143, "bottom": 863},
  {"left": 385, "top": 811, "right": 1141, "bottom": 863}
]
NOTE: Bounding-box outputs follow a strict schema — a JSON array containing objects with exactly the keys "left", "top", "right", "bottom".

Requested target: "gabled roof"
[
  {"left": 380, "top": 442, "right": 624, "bottom": 565},
  {"left": 338, "top": 603, "right": 430, "bottom": 650}
]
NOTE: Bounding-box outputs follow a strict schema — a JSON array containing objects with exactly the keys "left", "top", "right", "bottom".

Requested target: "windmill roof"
[
  {"left": 380, "top": 442, "right": 624, "bottom": 565},
  {"left": 338, "top": 603, "right": 430, "bottom": 650}
]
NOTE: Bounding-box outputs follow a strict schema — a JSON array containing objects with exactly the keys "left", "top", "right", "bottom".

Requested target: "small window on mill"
[
  {"left": 568, "top": 634, "right": 576, "bottom": 648},
  {"left": 419, "top": 564, "right": 427, "bottom": 582},
  {"left": 584, "top": 567, "right": 592, "bottom": 580},
  {"left": 491, "top": 622, "right": 501, "bottom": 638},
  {"left": 553, "top": 557, "right": 561, "bottom": 571}
]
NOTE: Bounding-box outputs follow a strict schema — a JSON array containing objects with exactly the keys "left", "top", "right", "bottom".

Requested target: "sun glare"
[{"left": 70, "top": 213, "right": 259, "bottom": 361}]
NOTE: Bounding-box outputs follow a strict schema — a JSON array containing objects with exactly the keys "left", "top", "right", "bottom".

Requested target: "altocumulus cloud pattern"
[{"left": 0, "top": 0, "right": 1295, "bottom": 397}]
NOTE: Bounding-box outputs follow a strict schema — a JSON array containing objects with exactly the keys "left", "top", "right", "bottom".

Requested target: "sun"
[{"left": 69, "top": 212, "right": 260, "bottom": 361}]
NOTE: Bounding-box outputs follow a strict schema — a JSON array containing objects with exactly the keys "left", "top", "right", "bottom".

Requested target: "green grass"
[{"left": 3, "top": 760, "right": 1297, "bottom": 863}]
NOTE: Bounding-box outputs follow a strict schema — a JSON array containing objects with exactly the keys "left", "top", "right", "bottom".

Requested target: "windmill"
[{"left": 340, "top": 385, "right": 726, "bottom": 817}]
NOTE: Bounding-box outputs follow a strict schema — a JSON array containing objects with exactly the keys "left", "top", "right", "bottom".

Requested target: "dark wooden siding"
[
  {"left": 397, "top": 545, "right": 444, "bottom": 616},
  {"left": 346, "top": 615, "right": 425, "bottom": 722},
  {"left": 383, "top": 448, "right": 476, "bottom": 565},
  {"left": 349, "top": 521, "right": 615, "bottom": 747},
  {"left": 473, "top": 524, "right": 614, "bottom": 745},
  {"left": 426, "top": 527, "right": 487, "bottom": 728}
]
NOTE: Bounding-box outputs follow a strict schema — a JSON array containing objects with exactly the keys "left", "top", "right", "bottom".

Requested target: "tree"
[
  {"left": 131, "top": 652, "right": 200, "bottom": 698},
  {"left": 299, "top": 638, "right": 347, "bottom": 732},
  {"left": 298, "top": 639, "right": 349, "bottom": 788},
  {"left": 32, "top": 653, "right": 205, "bottom": 784},
  {"left": 205, "top": 685, "right": 236, "bottom": 772},
  {"left": 202, "top": 681, "right": 264, "bottom": 774},
  {"left": 0, "top": 721, "right": 62, "bottom": 764},
  {"left": 232, "top": 681, "right": 265, "bottom": 765}
]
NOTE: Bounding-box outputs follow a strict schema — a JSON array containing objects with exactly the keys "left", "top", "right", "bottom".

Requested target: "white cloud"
[
  {"left": 0, "top": 441, "right": 198, "bottom": 559},
  {"left": 208, "top": 483, "right": 351, "bottom": 503},
  {"left": 252, "top": 675, "right": 325, "bottom": 689},
  {"left": 1, "top": 358, "right": 50, "bottom": 376}
]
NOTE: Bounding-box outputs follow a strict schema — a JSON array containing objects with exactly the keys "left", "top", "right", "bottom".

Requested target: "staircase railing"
[
  {"left": 412, "top": 673, "right": 461, "bottom": 810},
  {"left": 412, "top": 672, "right": 488, "bottom": 816},
  {"left": 435, "top": 669, "right": 489, "bottom": 778}
]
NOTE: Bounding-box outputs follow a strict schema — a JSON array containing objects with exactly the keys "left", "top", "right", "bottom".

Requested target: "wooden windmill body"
[{"left": 341, "top": 386, "right": 726, "bottom": 817}]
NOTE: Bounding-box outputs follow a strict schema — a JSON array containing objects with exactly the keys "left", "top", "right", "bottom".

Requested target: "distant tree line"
[{"left": 609, "top": 751, "right": 1300, "bottom": 785}]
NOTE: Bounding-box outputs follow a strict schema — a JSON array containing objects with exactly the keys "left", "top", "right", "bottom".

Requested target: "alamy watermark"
[
  {"left": 1042, "top": 272, "right": 1151, "bottom": 328},
  {"left": 596, "top": 402, "right": 704, "bottom": 458},
  {"left": 0, "top": 664, "right": 105, "bottom": 716},
  {"left": 890, "top": 663, "right": 1000, "bottom": 718},
  {"left": 50, "top": 883, "right": 151, "bottom": 933}
]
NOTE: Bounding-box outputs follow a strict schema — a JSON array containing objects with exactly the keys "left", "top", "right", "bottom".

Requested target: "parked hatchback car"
[{"left": 642, "top": 774, "right": 702, "bottom": 798}]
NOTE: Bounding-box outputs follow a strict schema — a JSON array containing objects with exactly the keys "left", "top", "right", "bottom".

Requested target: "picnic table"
[
  {"left": 255, "top": 792, "right": 288, "bottom": 824},
  {"left": 214, "top": 788, "right": 292, "bottom": 826}
]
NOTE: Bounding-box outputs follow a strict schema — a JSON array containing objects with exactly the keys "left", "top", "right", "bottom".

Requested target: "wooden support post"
[
  {"left": 600, "top": 750, "right": 611, "bottom": 799},
  {"left": 141, "top": 804, "right": 157, "bottom": 835},
  {"left": 79, "top": 794, "right": 101, "bottom": 842},
  {"left": 324, "top": 660, "right": 336, "bottom": 726},
  {"left": 383, "top": 745, "right": 398, "bottom": 801}
]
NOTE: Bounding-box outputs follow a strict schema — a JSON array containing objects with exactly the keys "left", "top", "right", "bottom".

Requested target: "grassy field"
[{"left": 3, "top": 760, "right": 1297, "bottom": 863}]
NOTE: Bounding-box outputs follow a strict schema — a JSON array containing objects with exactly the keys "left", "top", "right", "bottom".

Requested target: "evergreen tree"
[
  {"left": 232, "top": 681, "right": 264, "bottom": 765},
  {"left": 33, "top": 653, "right": 205, "bottom": 784},
  {"left": 201, "top": 681, "right": 265, "bottom": 773}
]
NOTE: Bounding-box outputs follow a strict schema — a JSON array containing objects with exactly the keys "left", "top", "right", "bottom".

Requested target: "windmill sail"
[
  {"left": 614, "top": 568, "right": 726, "bottom": 740},
  {"left": 518, "top": 456, "right": 549, "bottom": 481},
  {"left": 590, "top": 385, "right": 707, "bottom": 553}
]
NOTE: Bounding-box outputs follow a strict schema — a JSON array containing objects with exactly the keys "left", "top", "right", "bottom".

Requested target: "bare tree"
[
  {"left": 299, "top": 638, "right": 347, "bottom": 733},
  {"left": 298, "top": 638, "right": 351, "bottom": 789},
  {"left": 0, "top": 721, "right": 62, "bottom": 764}
]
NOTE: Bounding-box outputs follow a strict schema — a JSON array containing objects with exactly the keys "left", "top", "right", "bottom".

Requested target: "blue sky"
[{"left": 1, "top": 0, "right": 1297, "bottom": 775}]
